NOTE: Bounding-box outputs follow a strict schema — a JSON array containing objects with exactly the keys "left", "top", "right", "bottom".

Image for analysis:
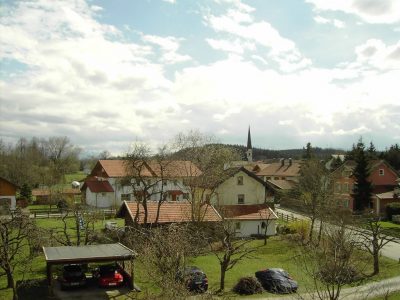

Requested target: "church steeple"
[{"left": 246, "top": 126, "right": 253, "bottom": 162}]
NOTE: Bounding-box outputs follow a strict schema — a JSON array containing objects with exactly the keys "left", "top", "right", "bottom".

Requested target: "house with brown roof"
[
  {"left": 82, "top": 159, "right": 202, "bottom": 208},
  {"left": 256, "top": 159, "right": 301, "bottom": 183},
  {"left": 0, "top": 177, "right": 18, "bottom": 212},
  {"left": 220, "top": 204, "right": 277, "bottom": 237},
  {"left": 32, "top": 187, "right": 81, "bottom": 205},
  {"left": 332, "top": 160, "right": 399, "bottom": 212},
  {"left": 116, "top": 200, "right": 221, "bottom": 226}
]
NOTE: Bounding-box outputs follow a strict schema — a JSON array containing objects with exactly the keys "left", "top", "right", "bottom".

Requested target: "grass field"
[{"left": 1, "top": 223, "right": 400, "bottom": 299}]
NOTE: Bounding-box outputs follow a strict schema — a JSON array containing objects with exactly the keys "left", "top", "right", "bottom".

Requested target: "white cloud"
[
  {"left": 142, "top": 35, "right": 191, "bottom": 64},
  {"left": 314, "top": 15, "right": 345, "bottom": 28},
  {"left": 306, "top": 0, "right": 400, "bottom": 24},
  {"left": 204, "top": 1, "right": 311, "bottom": 72},
  {"left": 353, "top": 39, "right": 400, "bottom": 70},
  {"left": 162, "top": 0, "right": 176, "bottom": 3}
]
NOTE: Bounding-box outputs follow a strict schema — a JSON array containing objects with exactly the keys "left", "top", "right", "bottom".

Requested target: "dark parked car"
[
  {"left": 59, "top": 264, "right": 87, "bottom": 289},
  {"left": 93, "top": 264, "right": 124, "bottom": 288},
  {"left": 255, "top": 268, "right": 298, "bottom": 293},
  {"left": 177, "top": 266, "right": 208, "bottom": 293}
]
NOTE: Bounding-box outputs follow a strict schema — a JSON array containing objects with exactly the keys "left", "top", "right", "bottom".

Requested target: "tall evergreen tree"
[
  {"left": 303, "top": 142, "right": 313, "bottom": 160},
  {"left": 352, "top": 139, "right": 373, "bottom": 212}
]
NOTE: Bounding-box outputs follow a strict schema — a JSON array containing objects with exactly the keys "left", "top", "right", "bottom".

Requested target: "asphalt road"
[{"left": 275, "top": 208, "right": 400, "bottom": 261}]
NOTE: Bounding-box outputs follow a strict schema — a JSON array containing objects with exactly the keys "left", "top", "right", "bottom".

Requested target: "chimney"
[
  {"left": 281, "top": 159, "right": 285, "bottom": 167},
  {"left": 289, "top": 158, "right": 292, "bottom": 166}
]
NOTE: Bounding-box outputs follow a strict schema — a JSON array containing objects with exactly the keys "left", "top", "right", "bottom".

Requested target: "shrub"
[
  {"left": 386, "top": 203, "right": 400, "bottom": 221},
  {"left": 232, "top": 276, "right": 263, "bottom": 295},
  {"left": 287, "top": 220, "right": 310, "bottom": 240}
]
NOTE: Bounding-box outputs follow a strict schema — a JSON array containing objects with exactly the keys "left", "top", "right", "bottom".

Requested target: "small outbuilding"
[
  {"left": 0, "top": 177, "right": 18, "bottom": 211},
  {"left": 43, "top": 243, "right": 137, "bottom": 294}
]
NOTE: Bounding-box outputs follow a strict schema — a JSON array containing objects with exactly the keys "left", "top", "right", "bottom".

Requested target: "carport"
[{"left": 43, "top": 243, "right": 137, "bottom": 295}]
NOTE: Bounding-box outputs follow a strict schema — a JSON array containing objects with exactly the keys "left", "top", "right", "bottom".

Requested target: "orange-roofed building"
[
  {"left": 116, "top": 200, "right": 221, "bottom": 226},
  {"left": 82, "top": 159, "right": 202, "bottom": 208}
]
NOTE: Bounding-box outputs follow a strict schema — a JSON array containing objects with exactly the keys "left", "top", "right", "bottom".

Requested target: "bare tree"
[
  {"left": 291, "top": 159, "right": 335, "bottom": 244},
  {"left": 357, "top": 214, "right": 399, "bottom": 275},
  {"left": 124, "top": 142, "right": 173, "bottom": 226},
  {"left": 123, "top": 223, "right": 204, "bottom": 298},
  {"left": 0, "top": 210, "right": 35, "bottom": 300},
  {"left": 171, "top": 130, "right": 241, "bottom": 221},
  {"left": 296, "top": 215, "right": 367, "bottom": 300},
  {"left": 209, "top": 219, "right": 256, "bottom": 292},
  {"left": 50, "top": 205, "right": 102, "bottom": 246}
]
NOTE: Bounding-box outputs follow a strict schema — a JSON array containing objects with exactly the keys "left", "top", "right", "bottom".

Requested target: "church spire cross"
[{"left": 247, "top": 126, "right": 252, "bottom": 150}]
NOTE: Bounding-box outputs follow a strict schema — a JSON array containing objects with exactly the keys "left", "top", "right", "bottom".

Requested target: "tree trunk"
[
  {"left": 219, "top": 264, "right": 226, "bottom": 291},
  {"left": 309, "top": 217, "right": 315, "bottom": 242},
  {"left": 373, "top": 251, "right": 380, "bottom": 275},
  {"left": 6, "top": 270, "right": 13, "bottom": 289}
]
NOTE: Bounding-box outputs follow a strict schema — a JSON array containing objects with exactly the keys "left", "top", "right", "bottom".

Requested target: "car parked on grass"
[
  {"left": 93, "top": 264, "right": 124, "bottom": 288},
  {"left": 255, "top": 268, "right": 298, "bottom": 293},
  {"left": 177, "top": 266, "right": 208, "bottom": 293},
  {"left": 59, "top": 264, "right": 87, "bottom": 290}
]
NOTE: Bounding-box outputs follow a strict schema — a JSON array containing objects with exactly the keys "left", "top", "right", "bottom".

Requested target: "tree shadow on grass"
[{"left": 17, "top": 278, "right": 49, "bottom": 299}]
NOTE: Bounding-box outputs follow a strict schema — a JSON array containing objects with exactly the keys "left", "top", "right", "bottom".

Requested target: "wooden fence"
[
  {"left": 276, "top": 211, "right": 299, "bottom": 223},
  {"left": 29, "top": 208, "right": 116, "bottom": 219}
]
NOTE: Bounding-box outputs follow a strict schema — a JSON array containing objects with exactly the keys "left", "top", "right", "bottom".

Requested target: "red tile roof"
[
  {"left": 81, "top": 180, "right": 114, "bottom": 193},
  {"left": 95, "top": 159, "right": 202, "bottom": 178},
  {"left": 118, "top": 200, "right": 221, "bottom": 224},
  {"left": 221, "top": 204, "right": 277, "bottom": 221}
]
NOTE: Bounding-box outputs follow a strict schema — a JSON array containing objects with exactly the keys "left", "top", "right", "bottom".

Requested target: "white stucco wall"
[
  {"left": 234, "top": 220, "right": 277, "bottom": 237},
  {"left": 213, "top": 171, "right": 266, "bottom": 206},
  {"left": 0, "top": 196, "right": 16, "bottom": 210},
  {"left": 85, "top": 189, "right": 115, "bottom": 208}
]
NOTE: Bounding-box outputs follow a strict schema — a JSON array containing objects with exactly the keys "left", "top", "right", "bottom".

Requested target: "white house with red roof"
[
  {"left": 81, "top": 159, "right": 202, "bottom": 208},
  {"left": 208, "top": 167, "right": 278, "bottom": 237}
]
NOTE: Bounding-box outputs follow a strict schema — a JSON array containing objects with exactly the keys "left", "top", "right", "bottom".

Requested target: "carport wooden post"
[
  {"left": 46, "top": 263, "right": 54, "bottom": 296},
  {"left": 130, "top": 258, "right": 134, "bottom": 290}
]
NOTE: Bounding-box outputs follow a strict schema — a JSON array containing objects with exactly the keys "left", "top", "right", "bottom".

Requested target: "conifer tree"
[{"left": 352, "top": 139, "right": 373, "bottom": 212}]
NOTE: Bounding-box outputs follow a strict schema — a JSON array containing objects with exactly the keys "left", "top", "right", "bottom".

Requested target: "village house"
[
  {"left": 0, "top": 177, "right": 18, "bottom": 211},
  {"left": 81, "top": 159, "right": 202, "bottom": 208},
  {"left": 116, "top": 200, "right": 221, "bottom": 226},
  {"left": 332, "top": 160, "right": 400, "bottom": 213}
]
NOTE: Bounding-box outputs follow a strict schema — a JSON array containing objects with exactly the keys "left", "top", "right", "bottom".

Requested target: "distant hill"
[{"left": 219, "top": 144, "right": 346, "bottom": 161}]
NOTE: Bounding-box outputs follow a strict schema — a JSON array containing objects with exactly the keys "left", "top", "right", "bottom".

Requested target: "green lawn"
[
  {"left": 64, "top": 171, "right": 87, "bottom": 184},
  {"left": 1, "top": 226, "right": 400, "bottom": 300},
  {"left": 378, "top": 221, "right": 400, "bottom": 238}
]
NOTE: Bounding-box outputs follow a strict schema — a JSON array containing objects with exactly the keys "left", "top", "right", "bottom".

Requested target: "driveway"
[{"left": 254, "top": 276, "right": 400, "bottom": 299}]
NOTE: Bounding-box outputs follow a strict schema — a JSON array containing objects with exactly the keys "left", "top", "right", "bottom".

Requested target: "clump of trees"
[{"left": 0, "top": 136, "right": 81, "bottom": 189}]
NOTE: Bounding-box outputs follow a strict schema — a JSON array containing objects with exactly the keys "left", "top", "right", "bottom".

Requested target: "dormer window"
[
  {"left": 379, "top": 169, "right": 384, "bottom": 176},
  {"left": 237, "top": 176, "right": 243, "bottom": 185}
]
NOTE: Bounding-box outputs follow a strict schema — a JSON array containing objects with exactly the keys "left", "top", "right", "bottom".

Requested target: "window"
[
  {"left": 238, "top": 194, "right": 245, "bottom": 204},
  {"left": 237, "top": 176, "right": 243, "bottom": 185},
  {"left": 379, "top": 169, "right": 384, "bottom": 176},
  {"left": 343, "top": 183, "right": 349, "bottom": 193},
  {"left": 235, "top": 222, "right": 241, "bottom": 230},
  {"left": 343, "top": 199, "right": 349, "bottom": 208},
  {"left": 261, "top": 221, "right": 266, "bottom": 228},
  {"left": 274, "top": 177, "right": 279, "bottom": 180},
  {"left": 335, "top": 183, "right": 341, "bottom": 193},
  {"left": 183, "top": 193, "right": 189, "bottom": 200},
  {"left": 121, "top": 194, "right": 130, "bottom": 201},
  {"left": 265, "top": 177, "right": 271, "bottom": 180}
]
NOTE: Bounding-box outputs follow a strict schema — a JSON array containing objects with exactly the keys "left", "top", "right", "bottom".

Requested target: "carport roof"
[{"left": 43, "top": 243, "right": 136, "bottom": 264}]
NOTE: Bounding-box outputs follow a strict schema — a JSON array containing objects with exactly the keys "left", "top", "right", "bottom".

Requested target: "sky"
[{"left": 0, "top": 0, "right": 399, "bottom": 155}]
